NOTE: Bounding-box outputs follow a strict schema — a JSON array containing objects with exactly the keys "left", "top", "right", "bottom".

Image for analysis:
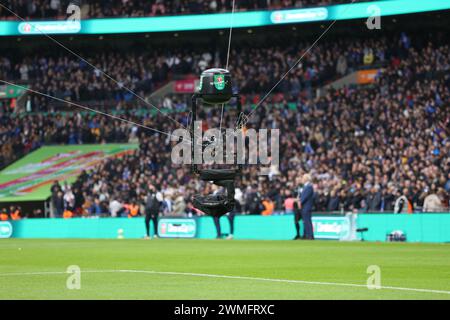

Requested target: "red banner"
[{"left": 174, "top": 79, "right": 198, "bottom": 93}]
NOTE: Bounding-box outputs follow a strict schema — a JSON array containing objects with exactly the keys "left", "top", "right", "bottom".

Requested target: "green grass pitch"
[{"left": 0, "top": 239, "right": 449, "bottom": 300}]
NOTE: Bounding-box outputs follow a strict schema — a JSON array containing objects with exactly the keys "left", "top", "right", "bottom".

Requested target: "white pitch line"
[
  {"left": 119, "top": 269, "right": 450, "bottom": 296},
  {"left": 0, "top": 270, "right": 113, "bottom": 276},
  {"left": 0, "top": 269, "right": 449, "bottom": 296}
]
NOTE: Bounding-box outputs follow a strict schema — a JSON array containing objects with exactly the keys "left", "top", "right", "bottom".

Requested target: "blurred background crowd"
[
  {"left": 1, "top": 34, "right": 394, "bottom": 111},
  {"left": 0, "top": 0, "right": 375, "bottom": 19},
  {"left": 0, "top": 9, "right": 448, "bottom": 220}
]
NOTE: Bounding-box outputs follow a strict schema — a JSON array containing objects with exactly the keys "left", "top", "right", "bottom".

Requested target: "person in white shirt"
[{"left": 109, "top": 199, "right": 123, "bottom": 217}]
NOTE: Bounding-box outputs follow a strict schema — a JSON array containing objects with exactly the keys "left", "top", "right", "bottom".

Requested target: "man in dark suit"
[
  {"left": 144, "top": 184, "right": 162, "bottom": 239},
  {"left": 299, "top": 174, "right": 315, "bottom": 240}
]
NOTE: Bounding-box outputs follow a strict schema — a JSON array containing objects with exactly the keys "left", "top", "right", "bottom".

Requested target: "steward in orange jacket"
[{"left": 11, "top": 209, "right": 21, "bottom": 220}]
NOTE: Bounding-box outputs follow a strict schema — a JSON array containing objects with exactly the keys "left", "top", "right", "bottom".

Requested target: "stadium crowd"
[
  {"left": 0, "top": 31, "right": 449, "bottom": 219},
  {"left": 45, "top": 36, "right": 450, "bottom": 218},
  {"left": 0, "top": 34, "right": 389, "bottom": 113},
  {"left": 1, "top": 33, "right": 397, "bottom": 173},
  {"left": 0, "top": 0, "right": 376, "bottom": 20}
]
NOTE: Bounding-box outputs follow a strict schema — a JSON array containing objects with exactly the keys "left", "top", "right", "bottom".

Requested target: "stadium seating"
[
  {"left": 0, "top": 23, "right": 448, "bottom": 219},
  {"left": 0, "top": 1, "right": 377, "bottom": 20}
]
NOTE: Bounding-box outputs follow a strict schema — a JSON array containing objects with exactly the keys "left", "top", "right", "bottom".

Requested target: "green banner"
[
  {"left": 0, "top": 84, "right": 28, "bottom": 99},
  {"left": 0, "top": 0, "right": 449, "bottom": 36},
  {"left": 0, "top": 144, "right": 137, "bottom": 202}
]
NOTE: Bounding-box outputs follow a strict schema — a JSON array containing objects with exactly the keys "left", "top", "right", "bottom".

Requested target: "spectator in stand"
[
  {"left": 423, "top": 190, "right": 444, "bottom": 212},
  {"left": 394, "top": 191, "right": 413, "bottom": 214},
  {"left": 109, "top": 196, "right": 124, "bottom": 217},
  {"left": 63, "top": 186, "right": 75, "bottom": 211},
  {"left": 445, "top": 172, "right": 450, "bottom": 194},
  {"left": 261, "top": 197, "right": 275, "bottom": 216},
  {"left": 32, "top": 208, "right": 45, "bottom": 218},
  {"left": 172, "top": 192, "right": 187, "bottom": 216},
  {"left": 0, "top": 208, "right": 9, "bottom": 221},
  {"left": 127, "top": 201, "right": 140, "bottom": 218},
  {"left": 9, "top": 206, "right": 22, "bottom": 220},
  {"left": 284, "top": 191, "right": 295, "bottom": 214}
]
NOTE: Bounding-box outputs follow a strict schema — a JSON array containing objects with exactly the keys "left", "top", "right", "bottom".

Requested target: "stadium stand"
[
  {"left": 0, "top": 5, "right": 449, "bottom": 219},
  {"left": 2, "top": 35, "right": 395, "bottom": 109},
  {"left": 0, "top": 0, "right": 377, "bottom": 19},
  {"left": 1, "top": 30, "right": 448, "bottom": 218}
]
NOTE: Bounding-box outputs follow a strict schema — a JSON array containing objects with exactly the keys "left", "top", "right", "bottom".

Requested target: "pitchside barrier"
[{"left": 4, "top": 213, "right": 450, "bottom": 243}]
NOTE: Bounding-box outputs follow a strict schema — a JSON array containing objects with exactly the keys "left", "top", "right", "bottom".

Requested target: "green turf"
[{"left": 0, "top": 239, "right": 449, "bottom": 300}]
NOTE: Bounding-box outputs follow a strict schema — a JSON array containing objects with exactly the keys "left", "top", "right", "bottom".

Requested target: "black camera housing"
[{"left": 198, "top": 68, "right": 233, "bottom": 104}]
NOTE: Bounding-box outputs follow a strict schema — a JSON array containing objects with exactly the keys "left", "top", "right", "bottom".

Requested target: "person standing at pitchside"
[
  {"left": 144, "top": 184, "right": 162, "bottom": 239},
  {"left": 298, "top": 174, "right": 315, "bottom": 240}
]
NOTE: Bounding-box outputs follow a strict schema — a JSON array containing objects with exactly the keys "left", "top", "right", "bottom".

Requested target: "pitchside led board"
[
  {"left": 158, "top": 218, "right": 197, "bottom": 238},
  {"left": 312, "top": 215, "right": 357, "bottom": 241},
  {"left": 0, "top": 222, "right": 13, "bottom": 239}
]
